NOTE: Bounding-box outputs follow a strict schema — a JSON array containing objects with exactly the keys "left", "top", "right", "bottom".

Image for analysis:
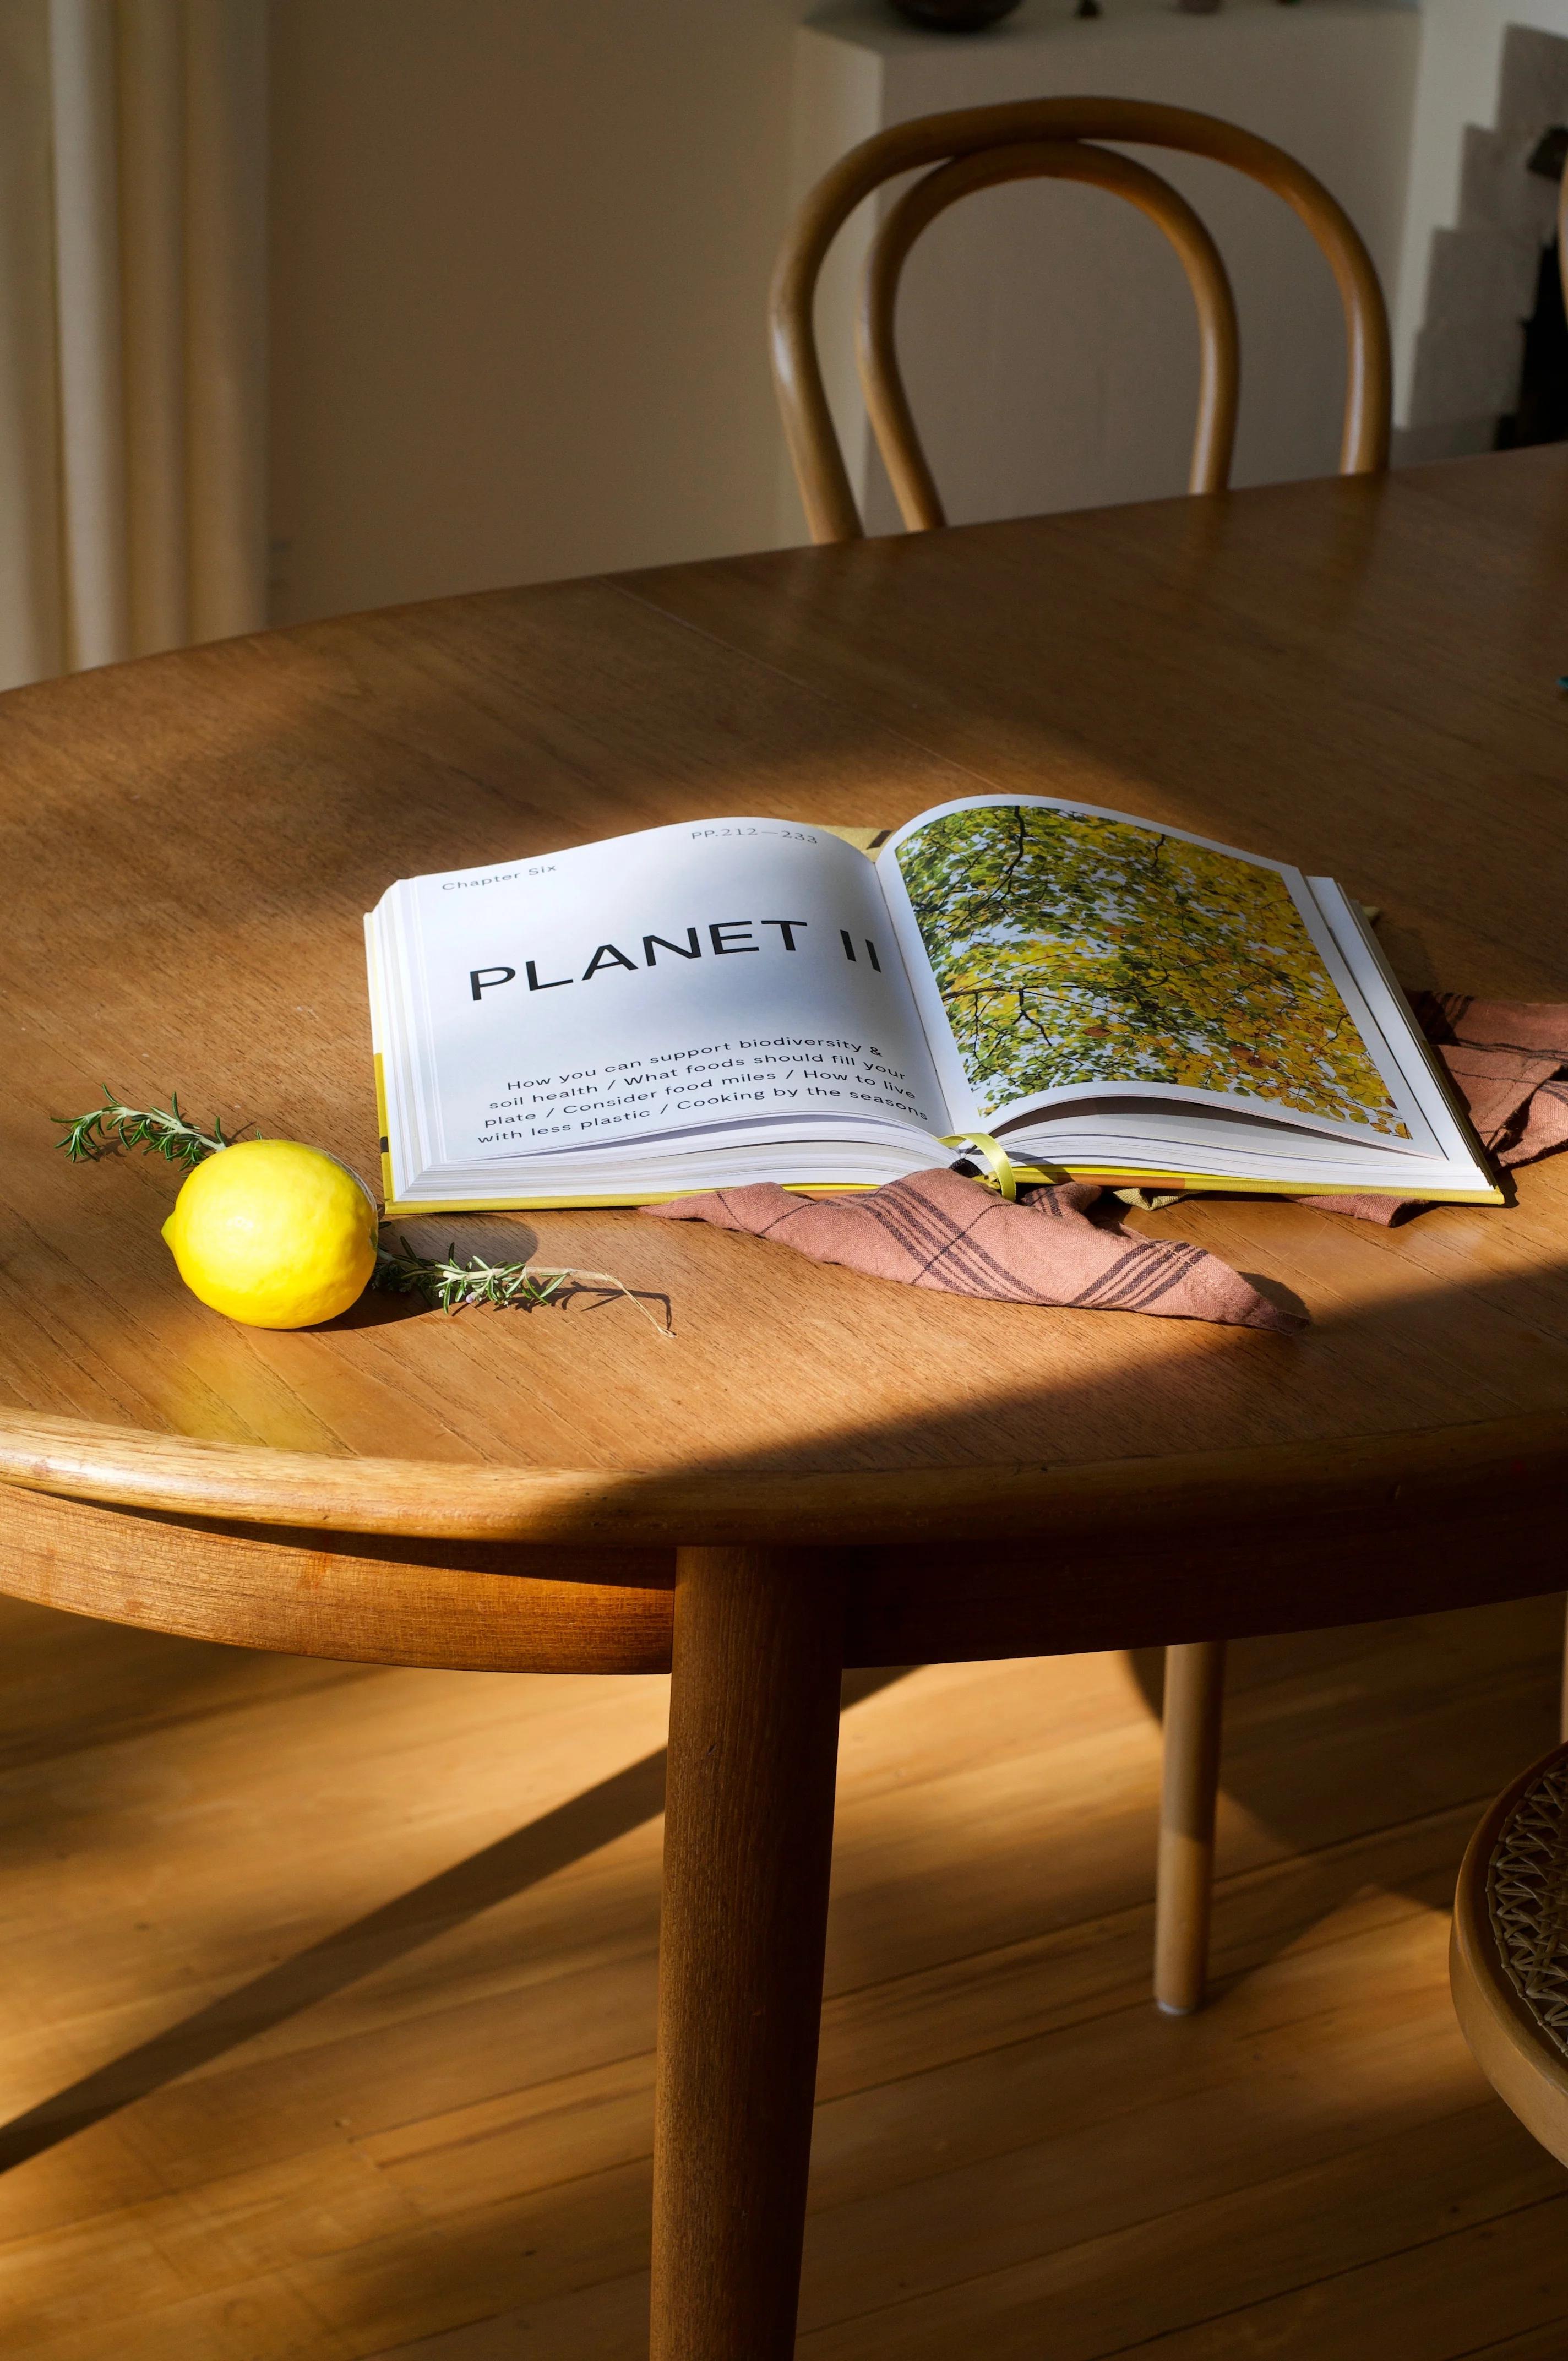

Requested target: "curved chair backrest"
[{"left": 770, "top": 97, "right": 1392, "bottom": 545}]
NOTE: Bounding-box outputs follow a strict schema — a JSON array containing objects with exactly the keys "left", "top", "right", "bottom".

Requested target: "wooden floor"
[{"left": 2, "top": 1592, "right": 1566, "bottom": 2360}]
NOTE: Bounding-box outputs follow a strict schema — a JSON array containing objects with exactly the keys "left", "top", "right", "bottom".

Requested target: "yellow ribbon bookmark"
[{"left": 939, "top": 1132, "right": 1020, "bottom": 1201}]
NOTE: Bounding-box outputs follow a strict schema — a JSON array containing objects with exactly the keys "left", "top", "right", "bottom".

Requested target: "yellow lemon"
[{"left": 162, "top": 1139, "right": 379, "bottom": 1329}]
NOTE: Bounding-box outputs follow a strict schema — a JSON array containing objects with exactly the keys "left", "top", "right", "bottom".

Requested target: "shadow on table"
[{"left": 0, "top": 1665, "right": 907, "bottom": 2179}]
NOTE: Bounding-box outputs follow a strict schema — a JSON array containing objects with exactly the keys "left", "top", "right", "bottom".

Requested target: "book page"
[
  {"left": 389, "top": 818, "right": 950, "bottom": 1167},
  {"left": 877, "top": 795, "right": 1438, "bottom": 1151}
]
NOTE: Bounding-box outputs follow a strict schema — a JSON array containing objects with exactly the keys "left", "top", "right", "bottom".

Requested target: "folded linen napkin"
[
  {"left": 644, "top": 1163, "right": 1300, "bottom": 1331},
  {"left": 643, "top": 1001, "right": 1568, "bottom": 1327},
  {"left": 1301, "top": 994, "right": 1568, "bottom": 1224}
]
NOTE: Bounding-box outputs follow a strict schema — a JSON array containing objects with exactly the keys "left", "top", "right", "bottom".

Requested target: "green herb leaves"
[
  {"left": 53, "top": 1091, "right": 241, "bottom": 1169},
  {"left": 372, "top": 1238, "right": 668, "bottom": 1332}
]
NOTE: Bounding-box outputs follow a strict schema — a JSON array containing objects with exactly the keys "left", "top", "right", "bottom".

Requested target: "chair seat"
[{"left": 1451, "top": 1741, "right": 1568, "bottom": 2167}]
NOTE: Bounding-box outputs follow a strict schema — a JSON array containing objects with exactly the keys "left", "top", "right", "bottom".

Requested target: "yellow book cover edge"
[{"left": 382, "top": 1169, "right": 1504, "bottom": 1217}]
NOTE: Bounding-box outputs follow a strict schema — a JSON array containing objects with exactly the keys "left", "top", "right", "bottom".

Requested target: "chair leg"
[
  {"left": 1155, "top": 1638, "right": 1227, "bottom": 2016},
  {"left": 1560, "top": 1594, "right": 1568, "bottom": 1744}
]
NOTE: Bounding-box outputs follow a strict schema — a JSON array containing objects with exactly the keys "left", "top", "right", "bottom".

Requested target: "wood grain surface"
[
  {"left": 651, "top": 1548, "right": 844, "bottom": 2358},
  {"left": 4, "top": 1592, "right": 1566, "bottom": 2357},
  {"left": 2, "top": 448, "right": 1567, "bottom": 1629}
]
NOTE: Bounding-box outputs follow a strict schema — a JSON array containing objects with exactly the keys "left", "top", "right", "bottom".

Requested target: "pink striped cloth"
[
  {"left": 645, "top": 1165, "right": 1299, "bottom": 1330},
  {"left": 643, "top": 1000, "right": 1568, "bottom": 1331},
  {"left": 1300, "top": 995, "right": 1568, "bottom": 1224}
]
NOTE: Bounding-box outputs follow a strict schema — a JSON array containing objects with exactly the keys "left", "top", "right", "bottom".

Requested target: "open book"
[{"left": 366, "top": 795, "right": 1500, "bottom": 1213}]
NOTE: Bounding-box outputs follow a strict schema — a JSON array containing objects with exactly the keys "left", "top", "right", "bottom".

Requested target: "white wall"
[
  {"left": 270, "top": 0, "right": 1433, "bottom": 628},
  {"left": 268, "top": 0, "right": 810, "bottom": 624},
  {"left": 269, "top": 0, "right": 1562, "bottom": 629},
  {"left": 1391, "top": 0, "right": 1568, "bottom": 450}
]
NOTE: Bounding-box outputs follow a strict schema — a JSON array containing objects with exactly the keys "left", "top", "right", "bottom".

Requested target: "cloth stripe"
[{"left": 646, "top": 1167, "right": 1300, "bottom": 1331}]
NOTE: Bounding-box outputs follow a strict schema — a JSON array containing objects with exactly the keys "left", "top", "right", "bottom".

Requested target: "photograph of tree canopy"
[{"left": 896, "top": 803, "right": 1404, "bottom": 1133}]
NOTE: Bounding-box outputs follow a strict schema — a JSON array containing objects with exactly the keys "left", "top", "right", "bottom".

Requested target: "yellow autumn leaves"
[{"left": 898, "top": 805, "right": 1402, "bottom": 1133}]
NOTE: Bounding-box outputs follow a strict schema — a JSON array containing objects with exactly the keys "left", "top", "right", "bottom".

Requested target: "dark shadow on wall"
[{"left": 1401, "top": 23, "right": 1568, "bottom": 465}]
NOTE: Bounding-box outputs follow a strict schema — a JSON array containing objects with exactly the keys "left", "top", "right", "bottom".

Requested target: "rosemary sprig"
[
  {"left": 372, "top": 1238, "right": 670, "bottom": 1334},
  {"left": 52, "top": 1091, "right": 668, "bottom": 1334},
  {"left": 53, "top": 1090, "right": 243, "bottom": 1169}
]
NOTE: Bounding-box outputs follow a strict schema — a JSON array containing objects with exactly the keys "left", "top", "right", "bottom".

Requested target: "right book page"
[{"left": 875, "top": 794, "right": 1483, "bottom": 1187}]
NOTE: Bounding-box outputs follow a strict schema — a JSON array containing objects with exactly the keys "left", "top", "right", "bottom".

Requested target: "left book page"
[{"left": 370, "top": 818, "right": 951, "bottom": 1210}]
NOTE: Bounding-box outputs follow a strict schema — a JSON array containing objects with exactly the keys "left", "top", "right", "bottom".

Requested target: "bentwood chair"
[
  {"left": 771, "top": 98, "right": 1393, "bottom": 2015},
  {"left": 1452, "top": 1740, "right": 1568, "bottom": 2167},
  {"left": 770, "top": 96, "right": 1391, "bottom": 544}
]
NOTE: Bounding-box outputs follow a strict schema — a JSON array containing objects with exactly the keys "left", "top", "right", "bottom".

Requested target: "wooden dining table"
[{"left": 3, "top": 443, "right": 1568, "bottom": 2358}]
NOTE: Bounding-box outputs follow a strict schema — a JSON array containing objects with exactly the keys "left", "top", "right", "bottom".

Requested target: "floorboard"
[{"left": 1, "top": 1592, "right": 1563, "bottom": 2357}]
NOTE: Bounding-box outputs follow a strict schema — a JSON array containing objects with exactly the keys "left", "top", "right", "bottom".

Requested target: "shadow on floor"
[
  {"left": 0, "top": 1665, "right": 908, "bottom": 2178},
  {"left": 6, "top": 1601, "right": 1558, "bottom": 2181}
]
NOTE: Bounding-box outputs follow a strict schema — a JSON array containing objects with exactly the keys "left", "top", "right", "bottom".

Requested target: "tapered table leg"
[
  {"left": 650, "top": 1544, "right": 845, "bottom": 2361},
  {"left": 1154, "top": 1638, "right": 1227, "bottom": 2016}
]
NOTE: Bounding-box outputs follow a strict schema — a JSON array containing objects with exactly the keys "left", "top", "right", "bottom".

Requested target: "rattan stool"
[{"left": 1451, "top": 1741, "right": 1568, "bottom": 2166}]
